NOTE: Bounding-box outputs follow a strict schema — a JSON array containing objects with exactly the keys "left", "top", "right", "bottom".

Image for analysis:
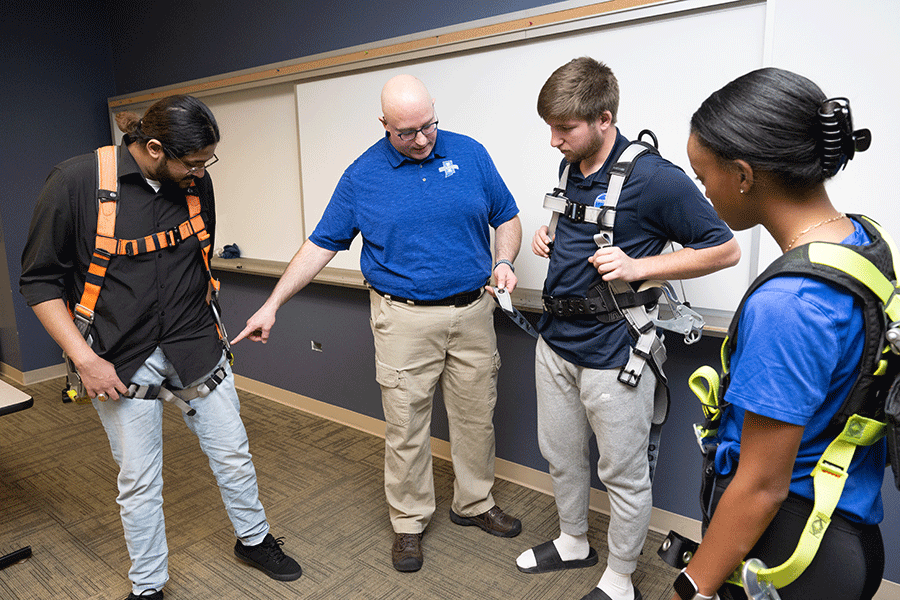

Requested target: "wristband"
[
  {"left": 493, "top": 259, "right": 515, "bottom": 273},
  {"left": 673, "top": 570, "right": 717, "bottom": 600}
]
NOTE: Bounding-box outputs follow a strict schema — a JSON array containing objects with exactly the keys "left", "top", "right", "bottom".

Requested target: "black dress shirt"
[{"left": 20, "top": 144, "right": 222, "bottom": 386}]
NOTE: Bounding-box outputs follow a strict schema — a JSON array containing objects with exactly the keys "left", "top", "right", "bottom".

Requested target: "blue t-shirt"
[
  {"left": 715, "top": 219, "right": 886, "bottom": 524},
  {"left": 310, "top": 130, "right": 519, "bottom": 300},
  {"left": 538, "top": 130, "right": 734, "bottom": 369}
]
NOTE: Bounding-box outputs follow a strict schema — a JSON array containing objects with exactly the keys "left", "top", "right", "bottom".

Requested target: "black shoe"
[
  {"left": 125, "top": 591, "right": 163, "bottom": 600},
  {"left": 234, "top": 533, "right": 302, "bottom": 581},
  {"left": 392, "top": 532, "right": 424, "bottom": 572}
]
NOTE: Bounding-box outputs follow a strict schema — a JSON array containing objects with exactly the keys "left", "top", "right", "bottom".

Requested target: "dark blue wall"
[
  {"left": 1, "top": 1, "right": 116, "bottom": 372},
  {"left": 107, "top": 0, "right": 572, "bottom": 96}
]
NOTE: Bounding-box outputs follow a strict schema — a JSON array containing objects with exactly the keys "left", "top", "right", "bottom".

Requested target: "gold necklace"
[{"left": 784, "top": 213, "right": 846, "bottom": 251}]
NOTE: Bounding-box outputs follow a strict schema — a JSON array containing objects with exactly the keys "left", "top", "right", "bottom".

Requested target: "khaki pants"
[{"left": 369, "top": 290, "right": 500, "bottom": 534}]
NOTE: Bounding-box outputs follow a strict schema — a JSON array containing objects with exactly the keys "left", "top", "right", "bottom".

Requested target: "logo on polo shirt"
[{"left": 439, "top": 160, "right": 460, "bottom": 178}]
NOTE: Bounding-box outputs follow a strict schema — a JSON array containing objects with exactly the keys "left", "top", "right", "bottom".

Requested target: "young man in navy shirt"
[{"left": 516, "top": 57, "right": 740, "bottom": 600}]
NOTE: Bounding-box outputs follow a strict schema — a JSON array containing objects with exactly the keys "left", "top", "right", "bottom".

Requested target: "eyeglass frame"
[
  {"left": 392, "top": 119, "right": 439, "bottom": 142},
  {"left": 160, "top": 143, "right": 219, "bottom": 174}
]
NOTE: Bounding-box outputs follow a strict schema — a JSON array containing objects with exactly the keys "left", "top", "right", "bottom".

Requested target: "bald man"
[{"left": 233, "top": 74, "right": 523, "bottom": 572}]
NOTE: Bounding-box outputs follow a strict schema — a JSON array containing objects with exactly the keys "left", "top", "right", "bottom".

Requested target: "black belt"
[
  {"left": 542, "top": 286, "right": 661, "bottom": 318},
  {"left": 372, "top": 286, "right": 483, "bottom": 307}
]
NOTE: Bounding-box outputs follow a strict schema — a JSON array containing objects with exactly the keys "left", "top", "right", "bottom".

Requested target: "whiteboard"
[
  {"left": 296, "top": 1, "right": 767, "bottom": 312},
  {"left": 111, "top": 84, "right": 307, "bottom": 264}
]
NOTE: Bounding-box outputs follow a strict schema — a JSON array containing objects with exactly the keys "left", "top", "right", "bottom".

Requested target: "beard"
[
  {"left": 563, "top": 127, "right": 604, "bottom": 164},
  {"left": 152, "top": 159, "right": 195, "bottom": 189}
]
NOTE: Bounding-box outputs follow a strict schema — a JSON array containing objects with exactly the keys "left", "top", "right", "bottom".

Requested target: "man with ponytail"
[{"left": 21, "top": 95, "right": 302, "bottom": 599}]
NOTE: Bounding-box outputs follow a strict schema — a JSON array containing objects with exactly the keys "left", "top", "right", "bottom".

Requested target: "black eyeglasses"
[
  {"left": 162, "top": 145, "right": 219, "bottom": 173},
  {"left": 394, "top": 120, "right": 439, "bottom": 142}
]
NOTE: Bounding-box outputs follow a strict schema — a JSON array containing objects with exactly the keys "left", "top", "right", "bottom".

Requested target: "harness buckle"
[
  {"left": 564, "top": 200, "right": 586, "bottom": 223},
  {"left": 73, "top": 304, "right": 95, "bottom": 335},
  {"left": 618, "top": 367, "right": 641, "bottom": 387},
  {"left": 98, "top": 189, "right": 118, "bottom": 202},
  {"left": 886, "top": 317, "right": 900, "bottom": 354},
  {"left": 741, "top": 558, "right": 782, "bottom": 600},
  {"left": 166, "top": 225, "right": 184, "bottom": 246},
  {"left": 596, "top": 205, "right": 616, "bottom": 231}
]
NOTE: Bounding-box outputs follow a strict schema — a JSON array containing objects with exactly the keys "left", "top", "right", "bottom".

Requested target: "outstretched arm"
[{"left": 230, "top": 240, "right": 337, "bottom": 344}]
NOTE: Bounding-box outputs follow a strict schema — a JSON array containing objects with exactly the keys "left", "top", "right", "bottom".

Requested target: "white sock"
[
  {"left": 597, "top": 566, "right": 634, "bottom": 600},
  {"left": 515, "top": 532, "right": 589, "bottom": 569}
]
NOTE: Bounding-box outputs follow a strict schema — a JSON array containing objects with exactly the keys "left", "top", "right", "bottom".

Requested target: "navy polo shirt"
[{"left": 539, "top": 130, "right": 734, "bottom": 369}]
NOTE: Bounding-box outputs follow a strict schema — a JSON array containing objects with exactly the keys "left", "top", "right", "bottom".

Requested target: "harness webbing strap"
[
  {"left": 592, "top": 142, "right": 668, "bottom": 389},
  {"left": 126, "top": 365, "right": 229, "bottom": 416},
  {"left": 756, "top": 414, "right": 885, "bottom": 589},
  {"left": 546, "top": 163, "right": 570, "bottom": 240},
  {"left": 543, "top": 194, "right": 616, "bottom": 230},
  {"left": 96, "top": 145, "right": 118, "bottom": 238},
  {"left": 810, "top": 242, "right": 900, "bottom": 324}
]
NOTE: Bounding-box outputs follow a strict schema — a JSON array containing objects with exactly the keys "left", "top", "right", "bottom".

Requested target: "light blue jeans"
[{"left": 93, "top": 347, "right": 268, "bottom": 595}]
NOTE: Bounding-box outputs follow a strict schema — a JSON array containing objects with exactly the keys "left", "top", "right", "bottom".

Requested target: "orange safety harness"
[{"left": 64, "top": 145, "right": 232, "bottom": 405}]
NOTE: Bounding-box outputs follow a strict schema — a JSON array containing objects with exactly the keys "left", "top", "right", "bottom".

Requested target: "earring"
[{"left": 740, "top": 188, "right": 745, "bottom": 194}]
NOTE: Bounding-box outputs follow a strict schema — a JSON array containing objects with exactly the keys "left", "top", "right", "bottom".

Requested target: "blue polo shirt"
[
  {"left": 310, "top": 130, "right": 519, "bottom": 301},
  {"left": 539, "top": 130, "right": 733, "bottom": 369},
  {"left": 715, "top": 220, "right": 885, "bottom": 524}
]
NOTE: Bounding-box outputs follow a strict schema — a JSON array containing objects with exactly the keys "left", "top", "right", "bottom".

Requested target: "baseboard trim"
[
  {"left": 233, "top": 374, "right": 702, "bottom": 541},
  {"left": 1, "top": 361, "right": 67, "bottom": 386}
]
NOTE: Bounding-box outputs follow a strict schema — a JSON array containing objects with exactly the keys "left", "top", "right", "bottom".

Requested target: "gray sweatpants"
[{"left": 535, "top": 336, "right": 654, "bottom": 575}]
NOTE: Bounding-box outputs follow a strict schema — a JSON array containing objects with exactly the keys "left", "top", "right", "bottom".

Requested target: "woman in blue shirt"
[{"left": 671, "top": 68, "right": 886, "bottom": 600}]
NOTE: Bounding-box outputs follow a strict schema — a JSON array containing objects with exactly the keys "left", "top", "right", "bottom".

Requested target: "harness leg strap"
[{"left": 125, "top": 366, "right": 228, "bottom": 416}]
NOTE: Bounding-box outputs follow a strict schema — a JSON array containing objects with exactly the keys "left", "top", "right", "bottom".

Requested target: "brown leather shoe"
[
  {"left": 391, "top": 532, "right": 423, "bottom": 572},
  {"left": 449, "top": 505, "right": 522, "bottom": 538}
]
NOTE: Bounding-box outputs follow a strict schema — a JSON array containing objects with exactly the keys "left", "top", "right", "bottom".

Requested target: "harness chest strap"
[{"left": 545, "top": 164, "right": 617, "bottom": 238}]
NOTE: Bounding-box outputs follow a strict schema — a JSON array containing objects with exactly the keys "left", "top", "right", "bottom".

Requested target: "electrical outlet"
[{"left": 311, "top": 340, "right": 323, "bottom": 352}]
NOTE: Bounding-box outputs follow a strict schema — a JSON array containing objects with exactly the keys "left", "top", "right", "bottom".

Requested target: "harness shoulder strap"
[
  {"left": 723, "top": 215, "right": 898, "bottom": 425},
  {"left": 546, "top": 163, "right": 571, "bottom": 240},
  {"left": 74, "top": 146, "right": 119, "bottom": 329}
]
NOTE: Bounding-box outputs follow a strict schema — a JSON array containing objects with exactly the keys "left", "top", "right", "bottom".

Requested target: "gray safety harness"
[{"left": 542, "top": 130, "right": 704, "bottom": 480}]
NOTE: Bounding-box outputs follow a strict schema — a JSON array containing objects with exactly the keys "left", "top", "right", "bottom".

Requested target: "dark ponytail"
[{"left": 115, "top": 95, "right": 219, "bottom": 158}]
